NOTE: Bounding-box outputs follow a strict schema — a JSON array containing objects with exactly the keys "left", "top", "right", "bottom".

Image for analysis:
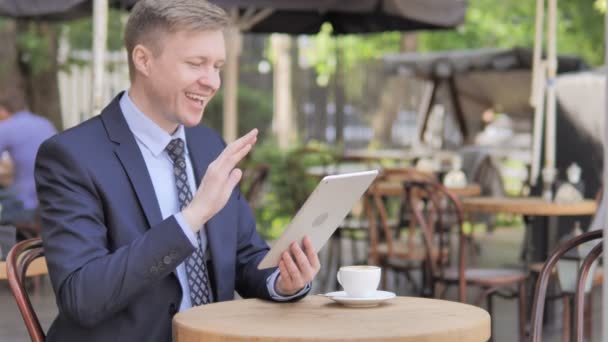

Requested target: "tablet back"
[{"left": 258, "top": 170, "right": 378, "bottom": 269}]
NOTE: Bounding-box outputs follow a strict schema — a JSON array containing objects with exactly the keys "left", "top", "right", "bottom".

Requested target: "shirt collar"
[{"left": 119, "top": 91, "right": 188, "bottom": 157}]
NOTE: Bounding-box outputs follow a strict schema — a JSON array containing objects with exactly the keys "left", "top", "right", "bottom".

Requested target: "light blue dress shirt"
[{"left": 119, "top": 92, "right": 306, "bottom": 311}]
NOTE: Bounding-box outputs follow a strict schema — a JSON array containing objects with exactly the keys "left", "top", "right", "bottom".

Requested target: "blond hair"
[{"left": 124, "top": 0, "right": 230, "bottom": 80}]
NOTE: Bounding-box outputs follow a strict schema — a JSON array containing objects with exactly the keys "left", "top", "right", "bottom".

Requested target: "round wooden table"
[
  {"left": 460, "top": 196, "right": 597, "bottom": 216},
  {"left": 173, "top": 296, "right": 491, "bottom": 342}
]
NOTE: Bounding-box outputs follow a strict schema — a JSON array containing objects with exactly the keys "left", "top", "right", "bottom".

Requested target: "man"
[
  {"left": 35, "top": 1, "right": 320, "bottom": 340},
  {"left": 0, "top": 89, "right": 56, "bottom": 224}
]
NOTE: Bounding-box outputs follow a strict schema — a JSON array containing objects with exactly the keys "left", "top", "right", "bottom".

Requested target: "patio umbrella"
[
  {"left": 0, "top": 1, "right": 465, "bottom": 30},
  {"left": 0, "top": 0, "right": 467, "bottom": 141},
  {"left": 382, "top": 47, "right": 585, "bottom": 147}
]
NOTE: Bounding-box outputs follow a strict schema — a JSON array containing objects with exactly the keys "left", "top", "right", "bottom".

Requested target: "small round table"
[{"left": 173, "top": 296, "right": 491, "bottom": 342}]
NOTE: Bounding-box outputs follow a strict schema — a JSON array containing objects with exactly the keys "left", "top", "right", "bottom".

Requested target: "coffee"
[{"left": 337, "top": 265, "right": 381, "bottom": 298}]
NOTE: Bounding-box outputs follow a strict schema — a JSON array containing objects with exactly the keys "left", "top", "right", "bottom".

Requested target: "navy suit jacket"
[{"left": 35, "top": 94, "right": 295, "bottom": 341}]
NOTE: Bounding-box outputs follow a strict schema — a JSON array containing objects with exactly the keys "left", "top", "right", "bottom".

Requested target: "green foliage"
[
  {"left": 16, "top": 22, "right": 57, "bottom": 75},
  {"left": 303, "top": 23, "right": 401, "bottom": 88},
  {"left": 418, "top": 0, "right": 604, "bottom": 66},
  {"left": 203, "top": 84, "right": 273, "bottom": 141},
  {"left": 247, "top": 141, "right": 338, "bottom": 240},
  {"left": 594, "top": 0, "right": 606, "bottom": 13},
  {"left": 62, "top": 9, "right": 126, "bottom": 51}
]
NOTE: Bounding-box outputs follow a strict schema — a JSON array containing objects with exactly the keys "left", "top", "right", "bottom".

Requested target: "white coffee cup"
[{"left": 336, "top": 265, "right": 381, "bottom": 298}]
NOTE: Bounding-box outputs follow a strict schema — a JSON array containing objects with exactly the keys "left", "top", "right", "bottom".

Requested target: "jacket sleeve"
[{"left": 35, "top": 138, "right": 195, "bottom": 328}]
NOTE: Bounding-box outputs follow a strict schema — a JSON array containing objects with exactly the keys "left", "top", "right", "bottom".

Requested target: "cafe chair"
[
  {"left": 366, "top": 169, "right": 437, "bottom": 294},
  {"left": 574, "top": 241, "right": 602, "bottom": 342},
  {"left": 6, "top": 237, "right": 47, "bottom": 342},
  {"left": 530, "top": 229, "right": 602, "bottom": 342},
  {"left": 406, "top": 179, "right": 527, "bottom": 342},
  {"left": 242, "top": 163, "right": 269, "bottom": 210}
]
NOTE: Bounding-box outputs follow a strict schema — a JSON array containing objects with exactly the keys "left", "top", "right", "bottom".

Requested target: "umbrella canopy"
[
  {"left": 0, "top": 0, "right": 132, "bottom": 20},
  {"left": 0, "top": 0, "right": 467, "bottom": 142},
  {"left": 0, "top": 0, "right": 466, "bottom": 33},
  {"left": 383, "top": 47, "right": 587, "bottom": 140}
]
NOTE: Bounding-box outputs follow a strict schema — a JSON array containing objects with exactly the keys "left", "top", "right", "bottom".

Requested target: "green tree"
[
  {"left": 417, "top": 0, "right": 605, "bottom": 66},
  {"left": 63, "top": 9, "right": 126, "bottom": 52}
]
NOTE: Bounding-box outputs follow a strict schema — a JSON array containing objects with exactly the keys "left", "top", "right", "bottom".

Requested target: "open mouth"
[{"left": 185, "top": 92, "right": 205, "bottom": 107}]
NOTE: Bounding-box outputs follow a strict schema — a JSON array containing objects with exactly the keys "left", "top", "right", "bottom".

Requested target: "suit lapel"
[{"left": 101, "top": 94, "right": 163, "bottom": 228}]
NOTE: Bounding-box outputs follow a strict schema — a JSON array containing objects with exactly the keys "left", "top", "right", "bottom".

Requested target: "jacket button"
[
  {"left": 163, "top": 256, "right": 172, "bottom": 265},
  {"left": 150, "top": 266, "right": 158, "bottom": 275},
  {"left": 169, "top": 303, "right": 177, "bottom": 316}
]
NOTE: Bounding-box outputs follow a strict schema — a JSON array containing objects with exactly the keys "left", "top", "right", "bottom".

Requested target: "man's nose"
[{"left": 197, "top": 70, "right": 220, "bottom": 93}]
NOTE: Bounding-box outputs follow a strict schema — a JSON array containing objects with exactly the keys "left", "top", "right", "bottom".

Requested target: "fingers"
[
  {"left": 278, "top": 260, "right": 291, "bottom": 284},
  {"left": 221, "top": 129, "right": 258, "bottom": 161},
  {"left": 302, "top": 236, "right": 321, "bottom": 271},
  {"left": 281, "top": 250, "right": 305, "bottom": 289},
  {"left": 290, "top": 242, "right": 314, "bottom": 281},
  {"left": 226, "top": 168, "right": 243, "bottom": 190},
  {"left": 216, "top": 130, "right": 257, "bottom": 174}
]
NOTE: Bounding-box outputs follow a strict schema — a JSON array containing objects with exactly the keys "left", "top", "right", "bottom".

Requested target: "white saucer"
[{"left": 323, "top": 290, "right": 396, "bottom": 308}]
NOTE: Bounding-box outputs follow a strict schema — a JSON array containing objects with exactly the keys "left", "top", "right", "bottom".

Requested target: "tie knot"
[{"left": 166, "top": 138, "right": 185, "bottom": 162}]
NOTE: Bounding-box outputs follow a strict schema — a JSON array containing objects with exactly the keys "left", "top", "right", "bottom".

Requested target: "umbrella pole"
[
  {"left": 603, "top": 1, "right": 608, "bottom": 339},
  {"left": 530, "top": 0, "right": 545, "bottom": 107},
  {"left": 530, "top": 0, "right": 545, "bottom": 186},
  {"left": 541, "top": 0, "right": 558, "bottom": 201},
  {"left": 223, "top": 26, "right": 241, "bottom": 143},
  {"left": 91, "top": 0, "right": 108, "bottom": 115},
  {"left": 530, "top": 61, "right": 546, "bottom": 187}
]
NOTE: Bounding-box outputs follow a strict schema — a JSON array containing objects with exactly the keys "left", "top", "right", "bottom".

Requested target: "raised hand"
[{"left": 182, "top": 128, "right": 258, "bottom": 232}]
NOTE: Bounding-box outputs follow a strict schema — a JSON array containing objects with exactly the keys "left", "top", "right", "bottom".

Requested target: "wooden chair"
[
  {"left": 6, "top": 237, "right": 47, "bottom": 342},
  {"left": 365, "top": 168, "right": 437, "bottom": 294},
  {"left": 405, "top": 179, "right": 527, "bottom": 342},
  {"left": 242, "top": 163, "right": 269, "bottom": 210},
  {"left": 530, "top": 229, "right": 602, "bottom": 342},
  {"left": 574, "top": 241, "right": 602, "bottom": 342}
]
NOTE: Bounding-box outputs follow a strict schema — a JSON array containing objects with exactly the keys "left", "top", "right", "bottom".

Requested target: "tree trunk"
[
  {"left": 370, "top": 33, "right": 418, "bottom": 147},
  {"left": 311, "top": 72, "right": 328, "bottom": 142},
  {"left": 291, "top": 37, "right": 304, "bottom": 143},
  {"left": 271, "top": 34, "right": 294, "bottom": 150},
  {"left": 0, "top": 21, "right": 26, "bottom": 106},
  {"left": 16, "top": 20, "right": 62, "bottom": 130},
  {"left": 333, "top": 41, "right": 345, "bottom": 145},
  {"left": 371, "top": 76, "right": 406, "bottom": 147}
]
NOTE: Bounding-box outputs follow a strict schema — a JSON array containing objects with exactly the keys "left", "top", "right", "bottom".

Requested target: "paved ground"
[{"left": 0, "top": 226, "right": 602, "bottom": 341}]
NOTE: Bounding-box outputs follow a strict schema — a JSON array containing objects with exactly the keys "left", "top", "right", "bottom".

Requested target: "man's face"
[{"left": 138, "top": 29, "right": 225, "bottom": 131}]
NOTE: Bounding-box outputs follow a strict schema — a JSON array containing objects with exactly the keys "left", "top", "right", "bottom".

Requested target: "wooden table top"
[
  {"left": 173, "top": 296, "right": 491, "bottom": 342},
  {"left": 343, "top": 149, "right": 430, "bottom": 162},
  {"left": 373, "top": 182, "right": 481, "bottom": 198},
  {"left": 0, "top": 159, "right": 13, "bottom": 187},
  {"left": 461, "top": 196, "right": 597, "bottom": 216},
  {"left": 0, "top": 258, "right": 47, "bottom": 280}
]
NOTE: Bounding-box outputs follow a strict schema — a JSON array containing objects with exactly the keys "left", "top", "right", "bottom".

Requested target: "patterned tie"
[{"left": 166, "top": 138, "right": 213, "bottom": 305}]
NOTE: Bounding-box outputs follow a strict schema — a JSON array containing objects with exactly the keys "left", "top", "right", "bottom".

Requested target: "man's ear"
[{"left": 132, "top": 44, "right": 153, "bottom": 78}]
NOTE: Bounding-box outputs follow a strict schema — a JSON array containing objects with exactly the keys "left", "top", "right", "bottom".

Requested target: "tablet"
[{"left": 257, "top": 170, "right": 379, "bottom": 269}]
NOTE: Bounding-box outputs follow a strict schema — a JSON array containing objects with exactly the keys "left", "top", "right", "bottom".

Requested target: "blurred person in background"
[{"left": 0, "top": 88, "right": 56, "bottom": 225}]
